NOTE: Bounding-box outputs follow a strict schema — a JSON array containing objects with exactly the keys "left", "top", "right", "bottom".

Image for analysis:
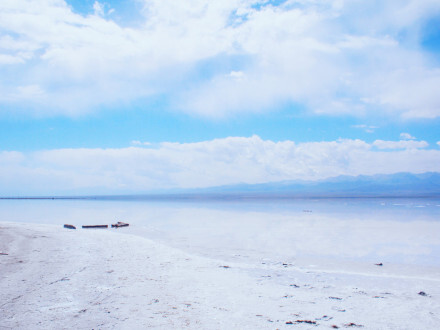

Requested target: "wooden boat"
[
  {"left": 111, "top": 221, "right": 129, "bottom": 228},
  {"left": 82, "top": 225, "right": 108, "bottom": 229}
]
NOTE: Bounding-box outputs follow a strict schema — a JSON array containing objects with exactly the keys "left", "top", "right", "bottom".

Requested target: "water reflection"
[{"left": 1, "top": 198, "right": 439, "bottom": 270}]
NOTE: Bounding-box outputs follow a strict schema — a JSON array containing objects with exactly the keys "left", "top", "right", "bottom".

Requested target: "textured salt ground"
[{"left": 1, "top": 222, "right": 439, "bottom": 329}]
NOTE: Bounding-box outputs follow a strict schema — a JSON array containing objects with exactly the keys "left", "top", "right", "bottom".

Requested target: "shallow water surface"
[{"left": 1, "top": 197, "right": 439, "bottom": 273}]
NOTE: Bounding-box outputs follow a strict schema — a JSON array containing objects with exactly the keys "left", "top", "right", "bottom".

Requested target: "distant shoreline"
[{"left": 1, "top": 193, "right": 440, "bottom": 201}]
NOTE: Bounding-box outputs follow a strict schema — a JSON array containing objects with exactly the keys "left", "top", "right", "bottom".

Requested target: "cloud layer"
[
  {"left": 1, "top": 136, "right": 439, "bottom": 195},
  {"left": 1, "top": 0, "right": 440, "bottom": 118}
]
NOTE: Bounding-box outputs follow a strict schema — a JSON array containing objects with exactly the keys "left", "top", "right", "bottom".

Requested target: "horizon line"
[{"left": 1, "top": 193, "right": 440, "bottom": 201}]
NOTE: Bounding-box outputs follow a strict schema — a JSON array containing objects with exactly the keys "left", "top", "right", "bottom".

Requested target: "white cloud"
[
  {"left": 15, "top": 84, "right": 46, "bottom": 100},
  {"left": 0, "top": 151, "right": 25, "bottom": 163},
  {"left": 373, "top": 140, "right": 429, "bottom": 150},
  {"left": 228, "top": 70, "right": 245, "bottom": 81},
  {"left": 93, "top": 1, "right": 104, "bottom": 17},
  {"left": 0, "top": 53, "right": 25, "bottom": 64},
  {"left": 371, "top": 67, "right": 440, "bottom": 119},
  {"left": 1, "top": 136, "right": 439, "bottom": 195},
  {"left": 0, "top": 0, "right": 440, "bottom": 118}
]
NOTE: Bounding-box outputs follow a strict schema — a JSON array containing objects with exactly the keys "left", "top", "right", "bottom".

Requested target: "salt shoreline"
[{"left": 1, "top": 222, "right": 439, "bottom": 329}]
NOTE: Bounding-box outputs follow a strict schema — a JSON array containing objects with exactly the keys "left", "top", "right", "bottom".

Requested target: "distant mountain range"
[
  {"left": 3, "top": 172, "right": 439, "bottom": 200},
  {"left": 178, "top": 172, "right": 440, "bottom": 198}
]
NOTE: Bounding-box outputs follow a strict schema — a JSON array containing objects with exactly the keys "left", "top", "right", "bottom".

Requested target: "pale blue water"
[{"left": 1, "top": 197, "right": 440, "bottom": 270}]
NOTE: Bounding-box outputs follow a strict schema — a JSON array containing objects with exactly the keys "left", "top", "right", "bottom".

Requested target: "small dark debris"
[
  {"left": 317, "top": 315, "right": 332, "bottom": 321},
  {"left": 0, "top": 252, "right": 8, "bottom": 255},
  {"left": 296, "top": 320, "right": 317, "bottom": 324},
  {"left": 290, "top": 284, "right": 299, "bottom": 288},
  {"left": 332, "top": 326, "right": 339, "bottom": 329},
  {"left": 418, "top": 291, "right": 428, "bottom": 296},
  {"left": 286, "top": 321, "right": 294, "bottom": 324},
  {"left": 345, "top": 323, "right": 363, "bottom": 327},
  {"left": 329, "top": 296, "right": 342, "bottom": 300},
  {"left": 64, "top": 224, "right": 76, "bottom": 230},
  {"left": 220, "top": 265, "right": 230, "bottom": 269},
  {"left": 375, "top": 263, "right": 383, "bottom": 266}
]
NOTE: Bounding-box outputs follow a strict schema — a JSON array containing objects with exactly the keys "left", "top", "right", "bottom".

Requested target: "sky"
[{"left": 1, "top": 0, "right": 440, "bottom": 195}]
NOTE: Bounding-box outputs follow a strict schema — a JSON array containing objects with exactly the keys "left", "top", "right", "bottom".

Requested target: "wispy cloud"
[
  {"left": 1, "top": 136, "right": 439, "bottom": 195},
  {"left": 0, "top": 0, "right": 440, "bottom": 118},
  {"left": 400, "top": 132, "right": 416, "bottom": 140},
  {"left": 130, "top": 140, "right": 152, "bottom": 146},
  {"left": 352, "top": 124, "right": 378, "bottom": 133}
]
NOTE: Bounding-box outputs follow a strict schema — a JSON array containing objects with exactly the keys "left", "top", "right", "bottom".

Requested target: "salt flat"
[{"left": 1, "top": 221, "right": 439, "bottom": 329}]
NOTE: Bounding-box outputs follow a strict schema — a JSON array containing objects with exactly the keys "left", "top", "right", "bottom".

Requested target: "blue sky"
[{"left": 0, "top": 0, "right": 440, "bottom": 195}]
